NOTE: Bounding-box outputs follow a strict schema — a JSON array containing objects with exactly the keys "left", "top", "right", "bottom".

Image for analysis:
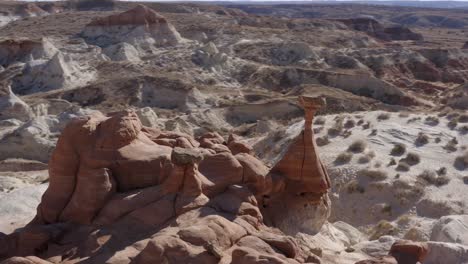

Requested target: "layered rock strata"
[
  {"left": 0, "top": 96, "right": 331, "bottom": 264},
  {"left": 82, "top": 5, "right": 184, "bottom": 49}
]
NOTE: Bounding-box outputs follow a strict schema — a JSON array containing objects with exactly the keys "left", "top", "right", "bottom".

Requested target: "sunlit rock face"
[
  {"left": 0, "top": 97, "right": 332, "bottom": 264},
  {"left": 82, "top": 5, "right": 185, "bottom": 50}
]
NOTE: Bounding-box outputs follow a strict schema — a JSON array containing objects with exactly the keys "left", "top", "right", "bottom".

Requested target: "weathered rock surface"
[
  {"left": 0, "top": 64, "right": 33, "bottom": 122},
  {"left": 431, "top": 215, "right": 468, "bottom": 246},
  {"left": 0, "top": 97, "right": 332, "bottom": 263},
  {"left": 83, "top": 5, "right": 184, "bottom": 50}
]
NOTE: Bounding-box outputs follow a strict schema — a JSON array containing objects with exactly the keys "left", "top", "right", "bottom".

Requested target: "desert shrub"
[
  {"left": 348, "top": 140, "right": 366, "bottom": 153},
  {"left": 418, "top": 170, "right": 450, "bottom": 186},
  {"left": 425, "top": 116, "right": 439, "bottom": 126},
  {"left": 397, "top": 214, "right": 412, "bottom": 225},
  {"left": 377, "top": 112, "right": 390, "bottom": 121},
  {"left": 344, "top": 119, "right": 356, "bottom": 129},
  {"left": 454, "top": 152, "right": 468, "bottom": 170},
  {"left": 390, "top": 143, "right": 406, "bottom": 156},
  {"left": 436, "top": 167, "right": 447, "bottom": 176},
  {"left": 407, "top": 117, "right": 421, "bottom": 124},
  {"left": 415, "top": 132, "right": 429, "bottom": 146},
  {"left": 327, "top": 119, "right": 344, "bottom": 136},
  {"left": 460, "top": 125, "right": 468, "bottom": 135},
  {"left": 358, "top": 151, "right": 375, "bottom": 164},
  {"left": 362, "top": 122, "right": 371, "bottom": 130},
  {"left": 435, "top": 137, "right": 441, "bottom": 143},
  {"left": 316, "top": 136, "right": 330, "bottom": 146},
  {"left": 374, "top": 161, "right": 382, "bottom": 168},
  {"left": 444, "top": 137, "right": 458, "bottom": 152},
  {"left": 458, "top": 114, "right": 468, "bottom": 123},
  {"left": 359, "top": 169, "right": 388, "bottom": 181},
  {"left": 463, "top": 176, "right": 468, "bottom": 185},
  {"left": 388, "top": 158, "right": 397, "bottom": 166},
  {"left": 342, "top": 130, "right": 352, "bottom": 138},
  {"left": 401, "top": 152, "right": 421, "bottom": 166},
  {"left": 381, "top": 204, "right": 392, "bottom": 215},
  {"left": 346, "top": 180, "right": 365, "bottom": 194},
  {"left": 357, "top": 119, "right": 364, "bottom": 126},
  {"left": 370, "top": 220, "right": 397, "bottom": 240},
  {"left": 370, "top": 129, "right": 378, "bottom": 136},
  {"left": 335, "top": 151, "right": 353, "bottom": 164},
  {"left": 396, "top": 161, "right": 411, "bottom": 172},
  {"left": 446, "top": 112, "right": 460, "bottom": 120},
  {"left": 448, "top": 119, "right": 458, "bottom": 129},
  {"left": 314, "top": 117, "right": 326, "bottom": 125}
]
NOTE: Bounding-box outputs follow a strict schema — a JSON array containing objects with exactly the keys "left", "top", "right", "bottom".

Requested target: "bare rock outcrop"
[
  {"left": 0, "top": 38, "right": 57, "bottom": 66},
  {"left": 338, "top": 18, "right": 423, "bottom": 41},
  {"left": 0, "top": 64, "right": 33, "bottom": 122},
  {"left": 83, "top": 5, "right": 185, "bottom": 50},
  {"left": 0, "top": 97, "right": 332, "bottom": 263}
]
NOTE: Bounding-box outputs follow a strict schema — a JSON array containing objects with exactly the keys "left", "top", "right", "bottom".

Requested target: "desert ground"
[{"left": 0, "top": 1, "right": 467, "bottom": 263}]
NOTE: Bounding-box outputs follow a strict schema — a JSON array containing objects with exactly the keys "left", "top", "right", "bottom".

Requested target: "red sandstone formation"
[
  {"left": 83, "top": 5, "right": 183, "bottom": 47},
  {"left": 87, "top": 4, "right": 168, "bottom": 27},
  {"left": 259, "top": 96, "right": 331, "bottom": 235},
  {"left": 355, "top": 240, "right": 429, "bottom": 264},
  {"left": 0, "top": 96, "right": 331, "bottom": 264}
]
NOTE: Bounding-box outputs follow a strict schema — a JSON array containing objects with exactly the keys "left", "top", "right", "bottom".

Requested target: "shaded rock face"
[
  {"left": 0, "top": 64, "right": 33, "bottom": 122},
  {"left": 338, "top": 18, "right": 423, "bottom": 41},
  {"left": 0, "top": 99, "right": 331, "bottom": 263},
  {"left": 0, "top": 38, "right": 57, "bottom": 67},
  {"left": 82, "top": 5, "right": 184, "bottom": 49}
]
